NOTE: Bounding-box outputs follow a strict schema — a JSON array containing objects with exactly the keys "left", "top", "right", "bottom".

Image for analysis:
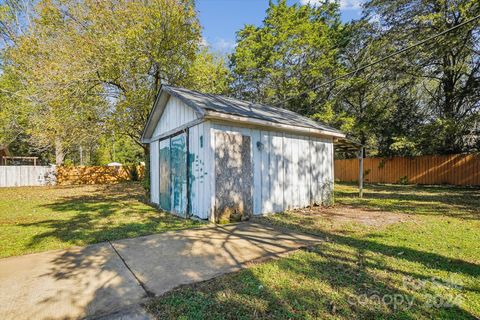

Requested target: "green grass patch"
[
  {"left": 0, "top": 182, "right": 201, "bottom": 258},
  {"left": 148, "top": 183, "right": 480, "bottom": 319}
]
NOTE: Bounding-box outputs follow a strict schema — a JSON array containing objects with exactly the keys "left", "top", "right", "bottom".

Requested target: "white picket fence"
[{"left": 0, "top": 166, "right": 56, "bottom": 187}]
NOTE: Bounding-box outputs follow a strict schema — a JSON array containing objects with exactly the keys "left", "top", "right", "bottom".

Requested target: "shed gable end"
[{"left": 152, "top": 96, "right": 199, "bottom": 138}]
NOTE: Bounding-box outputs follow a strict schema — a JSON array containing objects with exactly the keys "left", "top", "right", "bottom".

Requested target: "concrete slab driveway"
[{"left": 0, "top": 222, "right": 321, "bottom": 320}]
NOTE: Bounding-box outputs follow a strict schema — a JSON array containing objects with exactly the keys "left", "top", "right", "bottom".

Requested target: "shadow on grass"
[
  {"left": 336, "top": 183, "right": 480, "bottom": 220},
  {"left": 148, "top": 221, "right": 479, "bottom": 319},
  {"left": 8, "top": 214, "right": 478, "bottom": 319},
  {"left": 7, "top": 182, "right": 479, "bottom": 319},
  {"left": 18, "top": 183, "right": 198, "bottom": 249}
]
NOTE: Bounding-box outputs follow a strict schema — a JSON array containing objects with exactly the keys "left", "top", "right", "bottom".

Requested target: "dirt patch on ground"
[{"left": 289, "top": 205, "right": 412, "bottom": 228}]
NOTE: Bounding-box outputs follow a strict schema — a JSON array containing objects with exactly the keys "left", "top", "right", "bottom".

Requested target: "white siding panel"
[
  {"left": 270, "top": 132, "right": 284, "bottom": 212},
  {"left": 325, "top": 139, "right": 334, "bottom": 203},
  {"left": 283, "top": 134, "right": 292, "bottom": 210},
  {"left": 206, "top": 121, "right": 215, "bottom": 221},
  {"left": 252, "top": 130, "right": 262, "bottom": 215},
  {"left": 150, "top": 140, "right": 159, "bottom": 204},
  {"left": 188, "top": 121, "right": 213, "bottom": 220},
  {"left": 153, "top": 96, "right": 198, "bottom": 137},
  {"left": 299, "top": 137, "right": 310, "bottom": 207},
  {"left": 319, "top": 139, "right": 325, "bottom": 201},
  {"left": 260, "top": 131, "right": 272, "bottom": 213},
  {"left": 308, "top": 137, "right": 334, "bottom": 205},
  {"left": 309, "top": 138, "right": 321, "bottom": 204},
  {"left": 189, "top": 124, "right": 198, "bottom": 216},
  {"left": 291, "top": 135, "right": 301, "bottom": 209}
]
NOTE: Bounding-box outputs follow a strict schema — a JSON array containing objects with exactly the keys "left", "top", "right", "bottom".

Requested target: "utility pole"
[{"left": 359, "top": 147, "right": 364, "bottom": 198}]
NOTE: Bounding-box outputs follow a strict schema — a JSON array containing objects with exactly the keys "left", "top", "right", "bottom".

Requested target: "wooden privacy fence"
[
  {"left": 0, "top": 166, "right": 56, "bottom": 187},
  {"left": 56, "top": 165, "right": 144, "bottom": 185},
  {"left": 335, "top": 154, "right": 480, "bottom": 186}
]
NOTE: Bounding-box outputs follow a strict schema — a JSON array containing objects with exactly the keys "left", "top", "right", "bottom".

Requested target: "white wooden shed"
[{"left": 141, "top": 85, "right": 346, "bottom": 223}]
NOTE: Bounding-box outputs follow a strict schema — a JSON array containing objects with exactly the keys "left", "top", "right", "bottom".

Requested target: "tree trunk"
[
  {"left": 55, "top": 137, "right": 64, "bottom": 166},
  {"left": 441, "top": 55, "right": 461, "bottom": 154}
]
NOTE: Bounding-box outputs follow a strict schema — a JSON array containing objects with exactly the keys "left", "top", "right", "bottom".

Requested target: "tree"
[
  {"left": 0, "top": 0, "right": 229, "bottom": 165},
  {"left": 0, "top": 68, "right": 27, "bottom": 146},
  {"left": 70, "top": 0, "right": 203, "bottom": 150},
  {"left": 1, "top": 0, "right": 107, "bottom": 164},
  {"left": 364, "top": 0, "right": 480, "bottom": 154},
  {"left": 230, "top": 0, "right": 479, "bottom": 156},
  {"left": 334, "top": 20, "right": 426, "bottom": 157},
  {"left": 185, "top": 48, "right": 231, "bottom": 94},
  {"left": 230, "top": 0, "right": 344, "bottom": 117},
  {"left": 0, "top": 0, "right": 34, "bottom": 47},
  {"left": 92, "top": 133, "right": 144, "bottom": 166}
]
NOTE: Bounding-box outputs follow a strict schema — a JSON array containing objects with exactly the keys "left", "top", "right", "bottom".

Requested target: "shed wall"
[
  {"left": 149, "top": 100, "right": 335, "bottom": 219},
  {"left": 188, "top": 121, "right": 213, "bottom": 220},
  {"left": 211, "top": 123, "right": 334, "bottom": 215},
  {"left": 150, "top": 140, "right": 159, "bottom": 204},
  {"left": 152, "top": 96, "right": 198, "bottom": 137}
]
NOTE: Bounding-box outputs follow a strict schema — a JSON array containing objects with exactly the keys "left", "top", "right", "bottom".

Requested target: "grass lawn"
[
  {"left": 0, "top": 182, "right": 201, "bottom": 258},
  {"left": 148, "top": 183, "right": 480, "bottom": 319}
]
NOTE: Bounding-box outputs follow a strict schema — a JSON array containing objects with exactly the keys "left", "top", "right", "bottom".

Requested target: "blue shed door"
[
  {"left": 158, "top": 132, "right": 188, "bottom": 217},
  {"left": 170, "top": 133, "right": 188, "bottom": 216},
  {"left": 159, "top": 139, "right": 171, "bottom": 211}
]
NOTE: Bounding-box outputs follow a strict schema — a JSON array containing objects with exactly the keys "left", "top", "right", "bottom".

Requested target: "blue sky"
[{"left": 197, "top": 0, "right": 364, "bottom": 54}]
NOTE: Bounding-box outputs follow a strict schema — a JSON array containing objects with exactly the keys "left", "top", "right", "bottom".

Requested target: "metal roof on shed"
[
  {"left": 142, "top": 85, "right": 345, "bottom": 141},
  {"left": 163, "top": 85, "right": 343, "bottom": 133}
]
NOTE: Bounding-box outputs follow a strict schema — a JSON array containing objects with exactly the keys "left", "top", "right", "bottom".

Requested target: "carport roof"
[
  {"left": 142, "top": 85, "right": 346, "bottom": 141},
  {"left": 334, "top": 137, "right": 362, "bottom": 153}
]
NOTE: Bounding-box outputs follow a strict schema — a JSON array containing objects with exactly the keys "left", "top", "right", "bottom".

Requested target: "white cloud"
[
  {"left": 212, "top": 38, "right": 236, "bottom": 53},
  {"left": 201, "top": 37, "right": 236, "bottom": 54},
  {"left": 300, "top": 0, "right": 363, "bottom": 10},
  {"left": 200, "top": 37, "right": 209, "bottom": 48}
]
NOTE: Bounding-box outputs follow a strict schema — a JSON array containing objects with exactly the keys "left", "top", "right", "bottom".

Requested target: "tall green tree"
[
  {"left": 0, "top": 67, "right": 29, "bottom": 146},
  {"left": 3, "top": 0, "right": 107, "bottom": 164},
  {"left": 186, "top": 48, "right": 230, "bottom": 94},
  {"left": 230, "top": 0, "right": 344, "bottom": 117},
  {"left": 364, "top": 0, "right": 480, "bottom": 154},
  {"left": 68, "top": 0, "right": 203, "bottom": 150},
  {"left": 334, "top": 20, "right": 427, "bottom": 157},
  {"left": 1, "top": 0, "right": 229, "bottom": 164},
  {"left": 332, "top": 20, "right": 392, "bottom": 155}
]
